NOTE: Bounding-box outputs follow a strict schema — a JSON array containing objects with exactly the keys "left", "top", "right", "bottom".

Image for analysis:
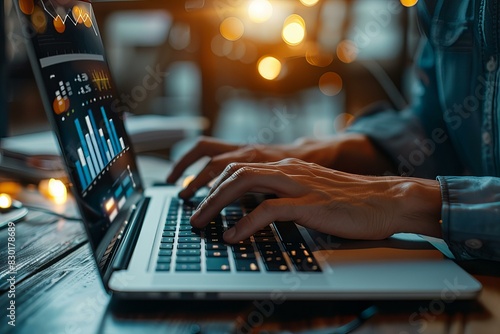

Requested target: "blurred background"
[{"left": 1, "top": 0, "right": 420, "bottom": 151}]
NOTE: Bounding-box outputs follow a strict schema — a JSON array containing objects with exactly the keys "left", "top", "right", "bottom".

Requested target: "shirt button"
[
  {"left": 465, "top": 239, "right": 483, "bottom": 250},
  {"left": 482, "top": 132, "right": 492, "bottom": 145}
]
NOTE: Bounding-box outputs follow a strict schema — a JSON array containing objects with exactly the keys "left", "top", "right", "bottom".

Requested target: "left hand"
[{"left": 190, "top": 158, "right": 443, "bottom": 243}]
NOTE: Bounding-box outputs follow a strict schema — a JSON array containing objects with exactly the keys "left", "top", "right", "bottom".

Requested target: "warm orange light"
[
  {"left": 72, "top": 6, "right": 84, "bottom": 24},
  {"left": 105, "top": 198, "right": 115, "bottom": 212},
  {"left": 282, "top": 14, "right": 305, "bottom": 46},
  {"left": 220, "top": 17, "right": 244, "bottom": 41},
  {"left": 53, "top": 16, "right": 66, "bottom": 34},
  {"left": 19, "top": 0, "right": 35, "bottom": 15},
  {"left": 248, "top": 0, "right": 273, "bottom": 23},
  {"left": 400, "top": 0, "right": 418, "bottom": 7},
  {"left": 182, "top": 175, "right": 196, "bottom": 188},
  {"left": 258, "top": 56, "right": 281, "bottom": 80},
  {"left": 39, "top": 178, "right": 68, "bottom": 204},
  {"left": 31, "top": 6, "right": 47, "bottom": 33},
  {"left": 300, "top": 0, "right": 320, "bottom": 7},
  {"left": 336, "top": 40, "right": 358, "bottom": 64},
  {"left": 319, "top": 72, "right": 343, "bottom": 96},
  {"left": 0, "top": 193, "right": 13, "bottom": 210}
]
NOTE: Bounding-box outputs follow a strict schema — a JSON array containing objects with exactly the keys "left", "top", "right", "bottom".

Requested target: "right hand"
[{"left": 167, "top": 136, "right": 343, "bottom": 199}]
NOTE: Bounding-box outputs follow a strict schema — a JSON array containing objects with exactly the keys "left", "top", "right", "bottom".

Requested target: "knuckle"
[{"left": 230, "top": 166, "right": 253, "bottom": 180}]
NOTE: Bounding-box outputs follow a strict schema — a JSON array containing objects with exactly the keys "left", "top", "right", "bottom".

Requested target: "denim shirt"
[{"left": 348, "top": 0, "right": 500, "bottom": 261}]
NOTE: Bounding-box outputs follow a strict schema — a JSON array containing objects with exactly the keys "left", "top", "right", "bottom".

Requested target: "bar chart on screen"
[{"left": 74, "top": 106, "right": 127, "bottom": 191}]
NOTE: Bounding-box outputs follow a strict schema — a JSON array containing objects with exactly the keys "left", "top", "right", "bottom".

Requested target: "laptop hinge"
[{"left": 111, "top": 197, "right": 151, "bottom": 272}]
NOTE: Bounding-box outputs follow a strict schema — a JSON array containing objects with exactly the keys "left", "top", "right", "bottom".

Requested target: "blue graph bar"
[
  {"left": 101, "top": 107, "right": 119, "bottom": 155},
  {"left": 75, "top": 161, "right": 87, "bottom": 189},
  {"left": 85, "top": 134, "right": 100, "bottom": 174},
  {"left": 75, "top": 119, "right": 91, "bottom": 166},
  {"left": 88, "top": 110, "right": 108, "bottom": 165},
  {"left": 85, "top": 115, "right": 104, "bottom": 170},
  {"left": 74, "top": 107, "right": 128, "bottom": 191},
  {"left": 108, "top": 119, "right": 121, "bottom": 154}
]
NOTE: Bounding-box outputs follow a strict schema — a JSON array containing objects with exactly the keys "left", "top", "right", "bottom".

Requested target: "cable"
[{"left": 23, "top": 204, "right": 82, "bottom": 221}]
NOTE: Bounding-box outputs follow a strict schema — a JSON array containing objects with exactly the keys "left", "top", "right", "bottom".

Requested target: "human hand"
[
  {"left": 167, "top": 133, "right": 391, "bottom": 200},
  {"left": 190, "top": 158, "right": 443, "bottom": 243},
  {"left": 167, "top": 136, "right": 341, "bottom": 200}
]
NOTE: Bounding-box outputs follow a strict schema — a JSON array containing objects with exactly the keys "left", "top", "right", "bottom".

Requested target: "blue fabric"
[{"left": 347, "top": 0, "right": 500, "bottom": 261}]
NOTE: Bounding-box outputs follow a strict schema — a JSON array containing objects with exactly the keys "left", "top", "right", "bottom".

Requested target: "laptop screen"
[{"left": 14, "top": 0, "right": 143, "bottom": 256}]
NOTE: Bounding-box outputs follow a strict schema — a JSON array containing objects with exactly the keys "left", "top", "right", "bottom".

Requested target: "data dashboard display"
[{"left": 15, "top": 0, "right": 143, "bottom": 250}]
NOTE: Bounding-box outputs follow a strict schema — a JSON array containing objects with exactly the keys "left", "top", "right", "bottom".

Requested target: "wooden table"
[{"left": 1, "top": 156, "right": 499, "bottom": 334}]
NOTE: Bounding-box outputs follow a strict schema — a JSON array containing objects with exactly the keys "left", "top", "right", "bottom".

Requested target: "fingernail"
[
  {"left": 178, "top": 189, "right": 188, "bottom": 199},
  {"left": 191, "top": 209, "right": 200, "bottom": 221},
  {"left": 223, "top": 228, "right": 236, "bottom": 242}
]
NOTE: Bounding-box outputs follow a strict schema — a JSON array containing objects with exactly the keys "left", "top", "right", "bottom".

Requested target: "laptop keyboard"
[{"left": 155, "top": 194, "right": 321, "bottom": 273}]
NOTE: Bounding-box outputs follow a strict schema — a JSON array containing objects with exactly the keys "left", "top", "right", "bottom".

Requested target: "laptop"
[{"left": 15, "top": 0, "right": 481, "bottom": 300}]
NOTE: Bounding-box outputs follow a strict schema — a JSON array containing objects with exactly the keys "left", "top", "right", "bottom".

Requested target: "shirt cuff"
[{"left": 437, "top": 176, "right": 500, "bottom": 261}]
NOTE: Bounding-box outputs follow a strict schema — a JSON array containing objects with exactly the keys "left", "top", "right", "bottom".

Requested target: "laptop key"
[
  {"left": 162, "top": 231, "right": 175, "bottom": 237},
  {"left": 179, "top": 231, "right": 199, "bottom": 237},
  {"left": 178, "top": 236, "right": 201, "bottom": 243},
  {"left": 234, "top": 252, "right": 256, "bottom": 259},
  {"left": 160, "top": 243, "right": 174, "bottom": 249},
  {"left": 156, "top": 264, "right": 170, "bottom": 271},
  {"left": 158, "top": 249, "right": 172, "bottom": 256},
  {"left": 176, "top": 256, "right": 201, "bottom": 263},
  {"left": 176, "top": 263, "right": 201, "bottom": 271},
  {"left": 177, "top": 249, "right": 201, "bottom": 256},
  {"left": 157, "top": 256, "right": 172, "bottom": 263},
  {"left": 206, "top": 250, "right": 228, "bottom": 257},
  {"left": 206, "top": 258, "right": 230, "bottom": 271},
  {"left": 234, "top": 259, "right": 260, "bottom": 272},
  {"left": 161, "top": 237, "right": 175, "bottom": 243},
  {"left": 178, "top": 243, "right": 201, "bottom": 249},
  {"left": 163, "top": 226, "right": 176, "bottom": 231},
  {"left": 206, "top": 243, "right": 226, "bottom": 250}
]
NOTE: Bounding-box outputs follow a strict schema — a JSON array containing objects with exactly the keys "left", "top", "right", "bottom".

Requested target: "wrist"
[{"left": 394, "top": 178, "right": 443, "bottom": 238}]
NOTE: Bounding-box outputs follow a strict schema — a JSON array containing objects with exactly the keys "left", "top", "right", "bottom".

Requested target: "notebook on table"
[{"left": 14, "top": 0, "right": 481, "bottom": 300}]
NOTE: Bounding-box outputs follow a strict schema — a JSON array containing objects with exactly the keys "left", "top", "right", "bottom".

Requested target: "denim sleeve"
[
  {"left": 437, "top": 176, "right": 500, "bottom": 261},
  {"left": 346, "top": 39, "right": 464, "bottom": 179}
]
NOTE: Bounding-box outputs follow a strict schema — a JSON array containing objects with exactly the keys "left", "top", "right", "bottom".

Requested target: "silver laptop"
[{"left": 15, "top": 0, "right": 481, "bottom": 300}]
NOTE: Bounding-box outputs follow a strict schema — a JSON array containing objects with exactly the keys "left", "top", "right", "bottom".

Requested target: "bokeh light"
[
  {"left": 282, "top": 14, "right": 306, "bottom": 46},
  {"left": 19, "top": 0, "right": 34, "bottom": 15},
  {"left": 258, "top": 56, "right": 281, "bottom": 80},
  {"left": 72, "top": 5, "right": 84, "bottom": 24},
  {"left": 0, "top": 193, "right": 13, "bottom": 210},
  {"left": 300, "top": 0, "right": 320, "bottom": 7},
  {"left": 31, "top": 6, "right": 47, "bottom": 33},
  {"left": 39, "top": 178, "right": 68, "bottom": 204},
  {"left": 248, "top": 0, "right": 273, "bottom": 23},
  {"left": 220, "top": 17, "right": 245, "bottom": 41},
  {"left": 306, "top": 43, "right": 333, "bottom": 67},
  {"left": 400, "top": 0, "right": 418, "bottom": 7},
  {"left": 53, "top": 16, "right": 66, "bottom": 33},
  {"left": 336, "top": 40, "right": 358, "bottom": 63},
  {"left": 319, "top": 72, "right": 343, "bottom": 96}
]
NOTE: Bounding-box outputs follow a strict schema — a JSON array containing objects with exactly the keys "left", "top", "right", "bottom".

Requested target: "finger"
[
  {"left": 206, "top": 162, "right": 282, "bottom": 198},
  {"left": 166, "top": 138, "right": 239, "bottom": 183},
  {"left": 223, "top": 198, "right": 297, "bottom": 243},
  {"left": 177, "top": 157, "right": 228, "bottom": 200},
  {"left": 191, "top": 167, "right": 303, "bottom": 228}
]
